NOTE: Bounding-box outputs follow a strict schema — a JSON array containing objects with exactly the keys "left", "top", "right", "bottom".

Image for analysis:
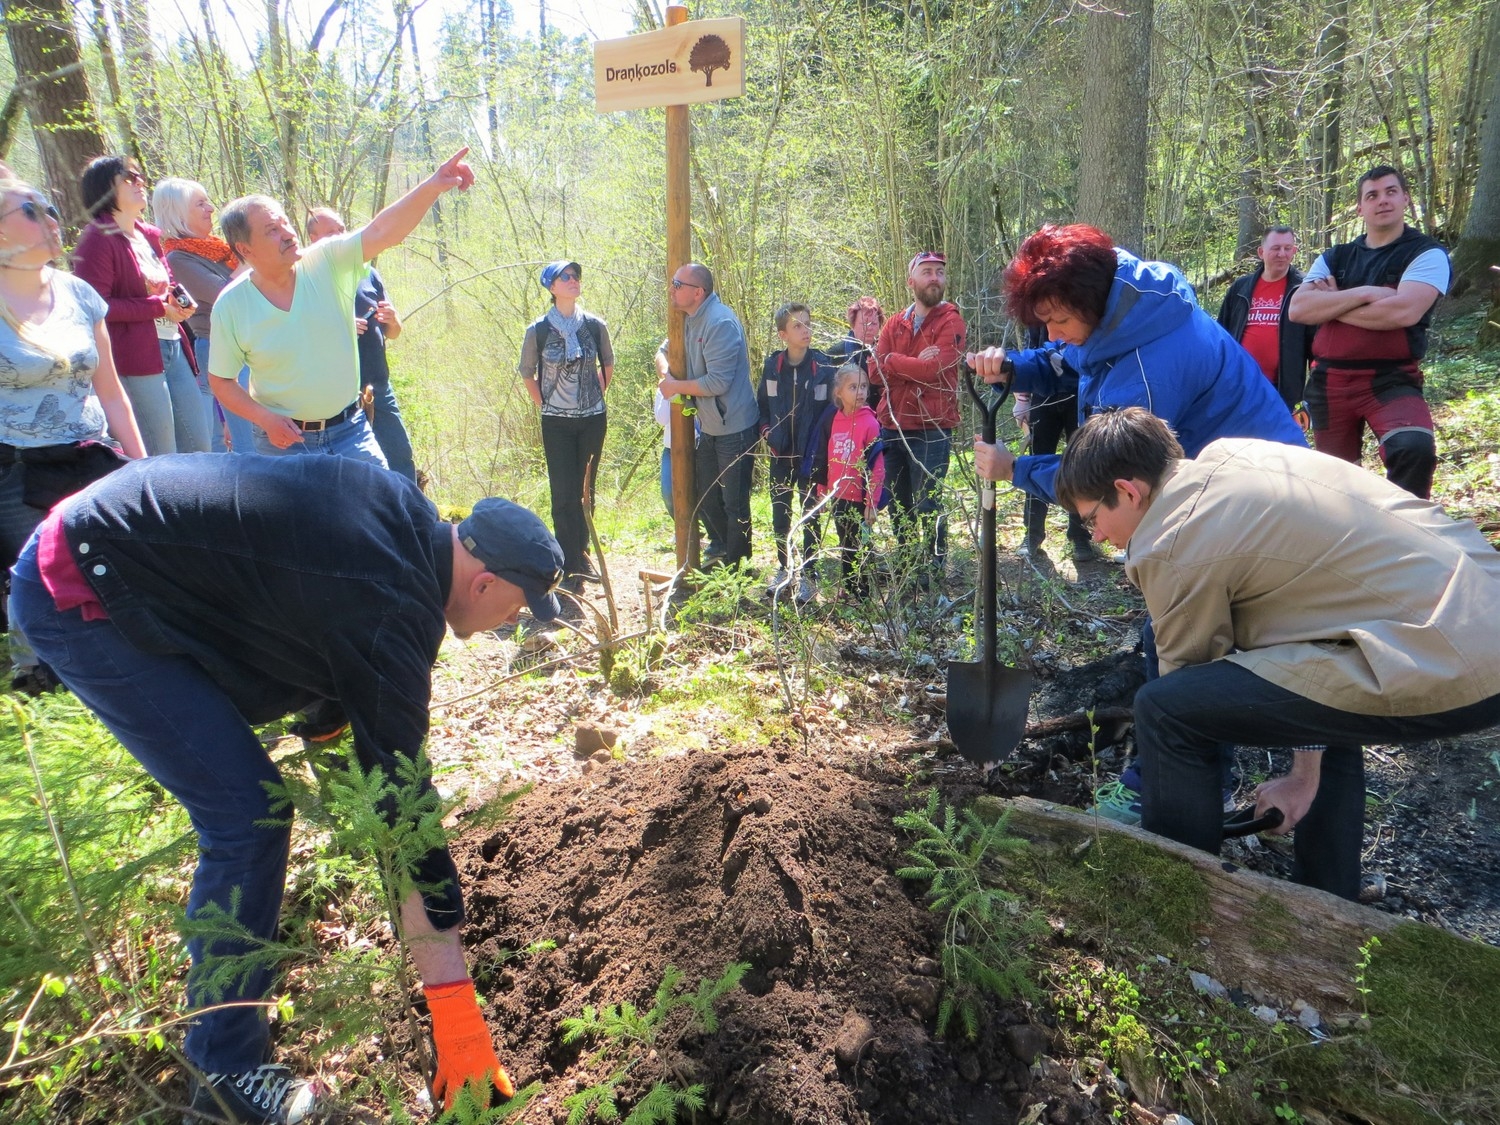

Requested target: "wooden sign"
[{"left": 593, "top": 17, "right": 746, "bottom": 113}]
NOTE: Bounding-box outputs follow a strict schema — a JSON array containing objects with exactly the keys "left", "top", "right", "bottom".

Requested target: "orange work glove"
[{"left": 424, "top": 979, "right": 515, "bottom": 1108}]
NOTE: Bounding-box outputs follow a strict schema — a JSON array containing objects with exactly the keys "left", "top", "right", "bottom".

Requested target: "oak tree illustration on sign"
[{"left": 689, "top": 35, "right": 731, "bottom": 86}]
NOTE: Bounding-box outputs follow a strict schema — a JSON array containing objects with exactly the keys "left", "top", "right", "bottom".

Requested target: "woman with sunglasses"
[
  {"left": 72, "top": 156, "right": 210, "bottom": 456},
  {"left": 0, "top": 177, "right": 146, "bottom": 692},
  {"left": 517, "top": 259, "right": 614, "bottom": 592}
]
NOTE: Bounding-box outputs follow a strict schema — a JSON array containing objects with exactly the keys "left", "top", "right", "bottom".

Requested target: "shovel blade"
[{"left": 945, "top": 660, "right": 1034, "bottom": 767}]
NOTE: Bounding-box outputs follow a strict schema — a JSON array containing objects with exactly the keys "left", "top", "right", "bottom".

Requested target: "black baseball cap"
[{"left": 455, "top": 498, "right": 565, "bottom": 622}]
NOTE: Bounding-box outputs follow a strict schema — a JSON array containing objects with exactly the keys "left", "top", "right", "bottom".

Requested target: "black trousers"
[
  {"left": 1135, "top": 660, "right": 1500, "bottom": 901},
  {"left": 541, "top": 411, "right": 607, "bottom": 575},
  {"left": 832, "top": 499, "right": 871, "bottom": 598},
  {"left": 1024, "top": 394, "right": 1088, "bottom": 548}
]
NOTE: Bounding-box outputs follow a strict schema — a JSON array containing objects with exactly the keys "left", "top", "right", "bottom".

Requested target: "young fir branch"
[{"left": 895, "top": 790, "right": 1046, "bottom": 1038}]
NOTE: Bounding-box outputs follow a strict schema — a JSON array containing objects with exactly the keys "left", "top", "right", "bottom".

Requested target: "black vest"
[{"left": 1320, "top": 226, "right": 1445, "bottom": 361}]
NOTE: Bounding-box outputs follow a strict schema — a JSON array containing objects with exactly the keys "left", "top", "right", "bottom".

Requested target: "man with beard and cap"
[
  {"left": 873, "top": 251, "right": 966, "bottom": 588},
  {"left": 209, "top": 150, "right": 474, "bottom": 467},
  {"left": 10, "top": 453, "right": 563, "bottom": 1123}
]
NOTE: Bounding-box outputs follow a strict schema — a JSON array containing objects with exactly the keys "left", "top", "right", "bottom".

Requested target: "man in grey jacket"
[{"left": 658, "top": 262, "right": 758, "bottom": 566}]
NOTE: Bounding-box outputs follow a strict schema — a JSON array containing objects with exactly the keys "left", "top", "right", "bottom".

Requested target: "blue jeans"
[
  {"left": 660, "top": 449, "right": 673, "bottom": 518},
  {"left": 367, "top": 381, "right": 416, "bottom": 482},
  {"left": 251, "top": 408, "right": 388, "bottom": 468},
  {"left": 694, "top": 424, "right": 757, "bottom": 565},
  {"left": 194, "top": 338, "right": 256, "bottom": 455},
  {"left": 880, "top": 427, "right": 950, "bottom": 571},
  {"left": 1134, "top": 660, "right": 1500, "bottom": 900},
  {"left": 122, "top": 340, "right": 212, "bottom": 455},
  {"left": 11, "top": 539, "right": 290, "bottom": 1073}
]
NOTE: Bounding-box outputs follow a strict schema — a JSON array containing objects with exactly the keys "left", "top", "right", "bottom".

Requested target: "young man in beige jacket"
[{"left": 1054, "top": 407, "right": 1500, "bottom": 900}]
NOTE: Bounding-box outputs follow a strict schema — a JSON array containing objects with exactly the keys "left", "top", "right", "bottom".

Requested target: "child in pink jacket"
[{"left": 822, "top": 364, "right": 886, "bottom": 600}]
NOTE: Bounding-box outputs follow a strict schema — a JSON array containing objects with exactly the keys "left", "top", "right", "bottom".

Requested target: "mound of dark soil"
[{"left": 450, "top": 745, "right": 1101, "bottom": 1125}]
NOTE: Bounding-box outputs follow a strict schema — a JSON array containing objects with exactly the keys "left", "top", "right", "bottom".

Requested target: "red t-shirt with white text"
[{"left": 1240, "top": 275, "right": 1288, "bottom": 383}]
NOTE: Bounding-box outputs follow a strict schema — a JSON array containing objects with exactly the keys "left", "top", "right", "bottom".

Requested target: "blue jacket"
[
  {"left": 1011, "top": 249, "right": 1306, "bottom": 503},
  {"left": 757, "top": 347, "right": 833, "bottom": 457}
]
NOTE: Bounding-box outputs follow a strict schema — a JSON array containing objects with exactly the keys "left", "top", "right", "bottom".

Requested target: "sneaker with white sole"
[
  {"left": 186, "top": 1064, "right": 330, "bottom": 1124},
  {"left": 1090, "top": 779, "right": 1143, "bottom": 826}
]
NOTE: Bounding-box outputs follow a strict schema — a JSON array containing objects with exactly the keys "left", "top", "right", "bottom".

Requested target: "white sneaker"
[{"left": 766, "top": 566, "right": 790, "bottom": 592}]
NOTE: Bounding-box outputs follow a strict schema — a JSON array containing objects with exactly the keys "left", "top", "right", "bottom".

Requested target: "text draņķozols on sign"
[{"left": 594, "top": 17, "right": 746, "bottom": 114}]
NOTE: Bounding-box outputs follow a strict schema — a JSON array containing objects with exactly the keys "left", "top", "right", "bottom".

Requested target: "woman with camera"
[{"left": 72, "top": 155, "right": 209, "bottom": 455}]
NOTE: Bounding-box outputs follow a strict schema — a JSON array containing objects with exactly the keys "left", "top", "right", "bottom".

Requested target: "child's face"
[
  {"left": 778, "top": 312, "right": 812, "bottom": 348},
  {"left": 837, "top": 373, "right": 869, "bottom": 412}
]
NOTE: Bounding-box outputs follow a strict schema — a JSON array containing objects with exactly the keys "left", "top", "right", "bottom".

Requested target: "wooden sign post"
[{"left": 595, "top": 6, "right": 747, "bottom": 572}]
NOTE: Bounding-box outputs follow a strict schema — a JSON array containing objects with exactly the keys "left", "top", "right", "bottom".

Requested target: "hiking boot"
[
  {"left": 795, "top": 575, "right": 816, "bottom": 605},
  {"left": 765, "top": 566, "right": 790, "bottom": 593},
  {"left": 186, "top": 1063, "right": 330, "bottom": 1124},
  {"left": 1016, "top": 539, "right": 1045, "bottom": 559},
  {"left": 10, "top": 661, "right": 63, "bottom": 697}
]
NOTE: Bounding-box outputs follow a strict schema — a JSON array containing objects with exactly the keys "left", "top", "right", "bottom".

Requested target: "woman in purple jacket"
[{"left": 72, "top": 156, "right": 209, "bottom": 455}]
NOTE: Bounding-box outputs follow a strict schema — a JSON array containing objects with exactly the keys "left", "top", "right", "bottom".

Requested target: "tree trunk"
[
  {"left": 407, "top": 16, "right": 447, "bottom": 265},
  {"left": 1309, "top": 0, "right": 1349, "bottom": 246},
  {"left": 118, "top": 0, "right": 166, "bottom": 174},
  {"left": 1077, "top": 0, "right": 1153, "bottom": 255},
  {"left": 88, "top": 0, "right": 139, "bottom": 165},
  {"left": 1452, "top": 5, "right": 1500, "bottom": 298},
  {"left": 2, "top": 0, "right": 108, "bottom": 233}
]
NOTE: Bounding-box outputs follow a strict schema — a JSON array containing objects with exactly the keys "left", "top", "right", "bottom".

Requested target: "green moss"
[
  {"left": 1036, "top": 832, "right": 1209, "bottom": 956},
  {"left": 1246, "top": 893, "right": 1299, "bottom": 954},
  {"left": 1364, "top": 923, "right": 1500, "bottom": 1098}
]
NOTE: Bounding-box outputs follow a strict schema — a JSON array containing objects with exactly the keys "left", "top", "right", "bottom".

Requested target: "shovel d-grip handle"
[{"left": 1222, "top": 805, "right": 1285, "bottom": 838}]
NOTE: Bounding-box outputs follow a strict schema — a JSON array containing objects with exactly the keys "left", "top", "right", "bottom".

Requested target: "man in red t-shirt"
[{"left": 1216, "top": 226, "right": 1314, "bottom": 418}]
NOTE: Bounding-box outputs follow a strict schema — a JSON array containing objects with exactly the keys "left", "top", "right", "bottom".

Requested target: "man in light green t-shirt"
[{"left": 208, "top": 149, "right": 474, "bottom": 464}]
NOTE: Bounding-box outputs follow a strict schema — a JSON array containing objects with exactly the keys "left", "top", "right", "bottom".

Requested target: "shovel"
[{"left": 946, "top": 365, "right": 1035, "bottom": 767}]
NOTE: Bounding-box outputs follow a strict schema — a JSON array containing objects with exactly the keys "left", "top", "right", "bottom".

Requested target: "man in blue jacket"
[
  {"left": 11, "top": 455, "right": 561, "bottom": 1122},
  {"left": 969, "top": 223, "right": 1306, "bottom": 821}
]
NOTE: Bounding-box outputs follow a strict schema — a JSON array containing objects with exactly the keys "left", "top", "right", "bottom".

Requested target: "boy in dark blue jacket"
[{"left": 757, "top": 302, "right": 833, "bottom": 600}]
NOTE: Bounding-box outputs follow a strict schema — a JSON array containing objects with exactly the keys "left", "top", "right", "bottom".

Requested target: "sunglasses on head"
[{"left": 1, "top": 199, "right": 61, "bottom": 224}]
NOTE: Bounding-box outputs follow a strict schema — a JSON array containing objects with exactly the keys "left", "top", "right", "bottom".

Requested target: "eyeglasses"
[
  {"left": 0, "top": 199, "right": 61, "bottom": 224},
  {"left": 120, "top": 169, "right": 146, "bottom": 186},
  {"left": 1078, "top": 497, "right": 1106, "bottom": 534},
  {"left": 556, "top": 271, "right": 579, "bottom": 283},
  {"left": 670, "top": 278, "right": 703, "bottom": 290}
]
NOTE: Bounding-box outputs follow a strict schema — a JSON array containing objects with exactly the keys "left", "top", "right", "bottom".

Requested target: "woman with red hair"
[
  {"left": 969, "top": 223, "right": 1307, "bottom": 825},
  {"left": 969, "top": 223, "right": 1302, "bottom": 505}
]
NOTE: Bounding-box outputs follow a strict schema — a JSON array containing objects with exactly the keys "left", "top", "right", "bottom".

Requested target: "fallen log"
[{"left": 974, "top": 794, "right": 1400, "bottom": 1016}]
